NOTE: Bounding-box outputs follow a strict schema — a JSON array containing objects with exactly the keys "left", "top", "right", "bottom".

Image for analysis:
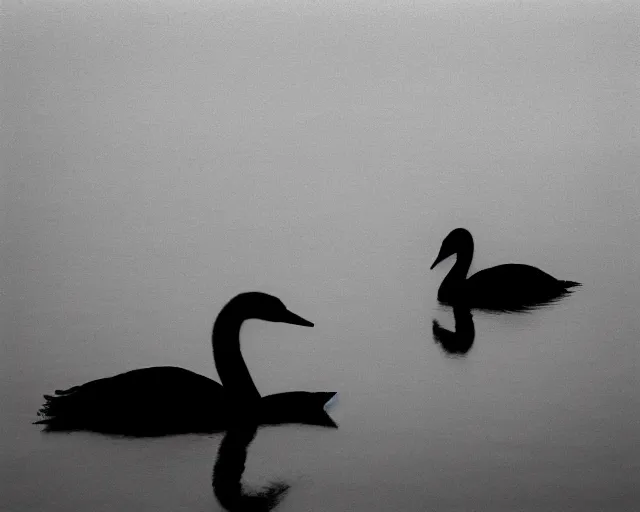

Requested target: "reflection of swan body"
[
  {"left": 36, "top": 293, "right": 336, "bottom": 435},
  {"left": 431, "top": 228, "right": 580, "bottom": 311},
  {"left": 432, "top": 307, "right": 475, "bottom": 356}
]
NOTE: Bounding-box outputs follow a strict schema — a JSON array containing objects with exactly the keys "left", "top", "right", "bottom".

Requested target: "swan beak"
[
  {"left": 430, "top": 251, "right": 446, "bottom": 270},
  {"left": 281, "top": 309, "right": 314, "bottom": 327}
]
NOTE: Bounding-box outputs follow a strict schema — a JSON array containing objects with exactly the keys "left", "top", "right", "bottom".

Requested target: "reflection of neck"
[
  {"left": 213, "top": 424, "right": 290, "bottom": 511},
  {"left": 212, "top": 424, "right": 258, "bottom": 508},
  {"left": 432, "top": 307, "right": 475, "bottom": 356},
  {"left": 212, "top": 306, "right": 261, "bottom": 402}
]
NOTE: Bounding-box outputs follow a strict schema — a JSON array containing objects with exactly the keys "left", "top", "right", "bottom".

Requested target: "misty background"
[{"left": 2, "top": 1, "right": 639, "bottom": 511}]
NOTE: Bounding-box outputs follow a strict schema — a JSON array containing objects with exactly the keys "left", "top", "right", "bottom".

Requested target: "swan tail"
[
  {"left": 311, "top": 392, "right": 339, "bottom": 428},
  {"left": 35, "top": 382, "right": 84, "bottom": 425},
  {"left": 560, "top": 280, "right": 581, "bottom": 289},
  {"left": 34, "top": 394, "right": 63, "bottom": 424},
  {"left": 35, "top": 390, "right": 87, "bottom": 429},
  {"left": 258, "top": 391, "right": 338, "bottom": 428},
  {"left": 318, "top": 391, "right": 338, "bottom": 409}
]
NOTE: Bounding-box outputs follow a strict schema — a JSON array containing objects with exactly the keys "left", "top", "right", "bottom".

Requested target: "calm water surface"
[{"left": 2, "top": 1, "right": 639, "bottom": 511}]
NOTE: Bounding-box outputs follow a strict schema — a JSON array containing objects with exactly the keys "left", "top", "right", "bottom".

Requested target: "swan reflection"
[
  {"left": 213, "top": 414, "right": 337, "bottom": 512},
  {"left": 432, "top": 307, "right": 475, "bottom": 356},
  {"left": 213, "top": 422, "right": 288, "bottom": 512}
]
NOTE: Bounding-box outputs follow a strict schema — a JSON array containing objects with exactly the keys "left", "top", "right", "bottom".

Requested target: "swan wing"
[
  {"left": 464, "top": 264, "right": 576, "bottom": 310},
  {"left": 37, "top": 366, "right": 225, "bottom": 435}
]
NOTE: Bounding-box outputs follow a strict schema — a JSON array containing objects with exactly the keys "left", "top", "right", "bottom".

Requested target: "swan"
[
  {"left": 431, "top": 228, "right": 580, "bottom": 311},
  {"left": 36, "top": 292, "right": 336, "bottom": 435}
]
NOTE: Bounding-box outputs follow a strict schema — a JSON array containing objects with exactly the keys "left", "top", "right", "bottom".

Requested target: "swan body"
[
  {"left": 36, "top": 293, "right": 336, "bottom": 435},
  {"left": 431, "top": 228, "right": 580, "bottom": 311}
]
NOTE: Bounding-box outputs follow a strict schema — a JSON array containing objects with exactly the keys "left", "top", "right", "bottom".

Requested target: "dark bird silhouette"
[
  {"left": 431, "top": 228, "right": 580, "bottom": 311},
  {"left": 35, "top": 292, "right": 336, "bottom": 436},
  {"left": 432, "top": 307, "right": 475, "bottom": 356}
]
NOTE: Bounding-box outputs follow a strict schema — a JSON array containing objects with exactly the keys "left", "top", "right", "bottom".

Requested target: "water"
[{"left": 2, "top": 1, "right": 639, "bottom": 510}]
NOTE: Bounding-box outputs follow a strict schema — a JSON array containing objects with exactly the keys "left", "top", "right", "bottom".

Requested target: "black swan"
[
  {"left": 431, "top": 228, "right": 580, "bottom": 311},
  {"left": 36, "top": 292, "right": 336, "bottom": 435}
]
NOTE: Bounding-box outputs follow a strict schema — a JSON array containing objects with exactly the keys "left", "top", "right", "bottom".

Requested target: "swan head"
[
  {"left": 430, "top": 228, "right": 473, "bottom": 269},
  {"left": 227, "top": 292, "right": 314, "bottom": 327}
]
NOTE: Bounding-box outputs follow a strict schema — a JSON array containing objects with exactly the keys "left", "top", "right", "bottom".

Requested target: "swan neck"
[
  {"left": 212, "top": 310, "right": 261, "bottom": 402},
  {"left": 451, "top": 244, "right": 473, "bottom": 279},
  {"left": 442, "top": 237, "right": 473, "bottom": 284},
  {"left": 438, "top": 242, "right": 473, "bottom": 303}
]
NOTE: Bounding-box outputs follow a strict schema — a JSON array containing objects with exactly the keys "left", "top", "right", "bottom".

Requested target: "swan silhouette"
[
  {"left": 36, "top": 292, "right": 336, "bottom": 435},
  {"left": 431, "top": 228, "right": 580, "bottom": 311}
]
